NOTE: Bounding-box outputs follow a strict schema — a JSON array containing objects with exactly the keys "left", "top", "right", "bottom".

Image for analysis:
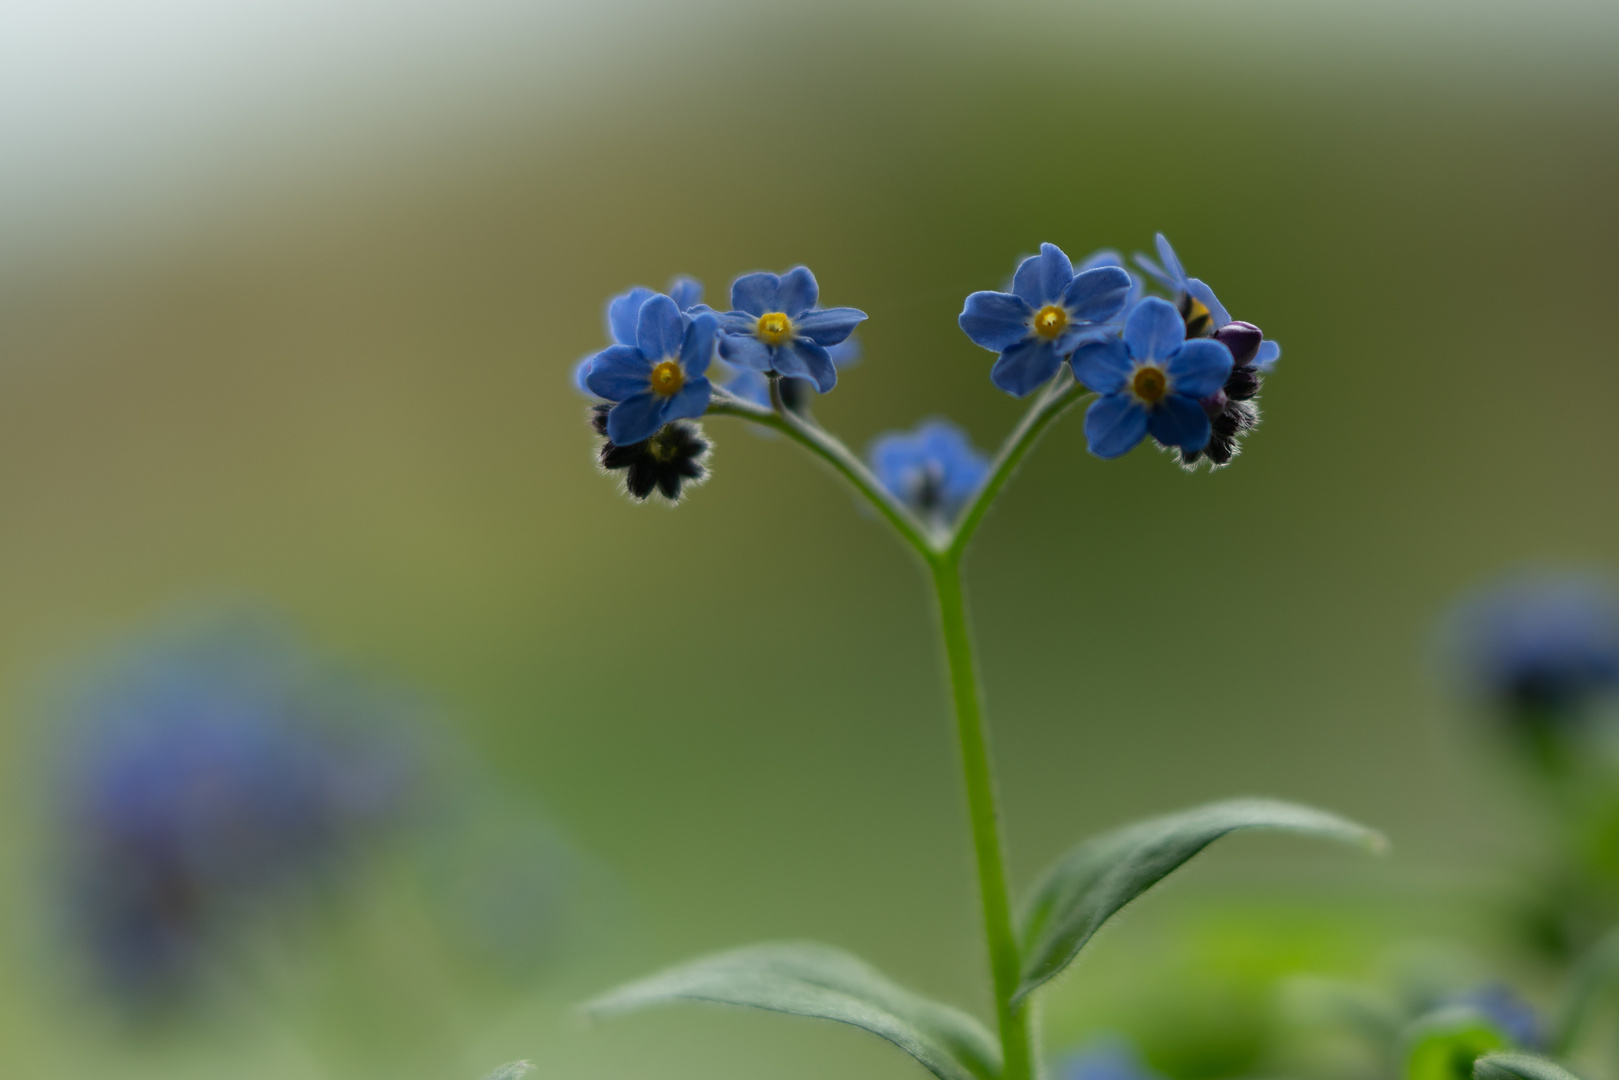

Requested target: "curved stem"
[
  {"left": 705, "top": 387, "right": 940, "bottom": 555},
  {"left": 946, "top": 372, "right": 1091, "bottom": 563},
  {"left": 931, "top": 554, "right": 1033, "bottom": 1080}
]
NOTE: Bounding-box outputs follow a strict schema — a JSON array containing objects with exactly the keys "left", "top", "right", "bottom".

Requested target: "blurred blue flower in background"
[
  {"left": 869, "top": 418, "right": 989, "bottom": 525},
  {"left": 1442, "top": 569, "right": 1619, "bottom": 720},
  {"left": 51, "top": 616, "right": 425, "bottom": 1005},
  {"left": 1443, "top": 984, "right": 1544, "bottom": 1049},
  {"left": 1054, "top": 1036, "right": 1168, "bottom": 1080}
]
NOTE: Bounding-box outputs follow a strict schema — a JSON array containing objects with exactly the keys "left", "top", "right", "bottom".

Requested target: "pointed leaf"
[
  {"left": 1475, "top": 1053, "right": 1585, "bottom": 1080},
  {"left": 585, "top": 941, "right": 1000, "bottom": 1080},
  {"left": 481, "top": 1063, "right": 531, "bottom": 1080},
  {"left": 1017, "top": 798, "right": 1385, "bottom": 1001}
]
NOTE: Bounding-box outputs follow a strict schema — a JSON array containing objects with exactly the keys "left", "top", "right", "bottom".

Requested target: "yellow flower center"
[
  {"left": 756, "top": 312, "right": 795, "bottom": 347},
  {"left": 1131, "top": 365, "right": 1168, "bottom": 405},
  {"left": 1181, "top": 295, "right": 1213, "bottom": 337},
  {"left": 650, "top": 360, "right": 685, "bottom": 396},
  {"left": 1033, "top": 304, "right": 1068, "bottom": 339}
]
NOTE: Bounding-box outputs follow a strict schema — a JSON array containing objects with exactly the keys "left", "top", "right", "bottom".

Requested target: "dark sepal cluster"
[
  {"left": 590, "top": 404, "right": 710, "bottom": 503},
  {"left": 1178, "top": 320, "right": 1266, "bottom": 469}
]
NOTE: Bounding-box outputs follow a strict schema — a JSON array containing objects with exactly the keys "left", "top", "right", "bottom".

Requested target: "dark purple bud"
[
  {"left": 1224, "top": 365, "right": 1262, "bottom": 401},
  {"left": 1214, "top": 321, "right": 1263, "bottom": 367},
  {"left": 1200, "top": 390, "right": 1229, "bottom": 419}
]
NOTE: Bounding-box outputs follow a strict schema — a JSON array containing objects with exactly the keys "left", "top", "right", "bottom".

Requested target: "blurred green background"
[{"left": 1, "top": 1, "right": 1617, "bottom": 1077}]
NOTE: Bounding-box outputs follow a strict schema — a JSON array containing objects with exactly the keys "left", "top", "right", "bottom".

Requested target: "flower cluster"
[{"left": 573, "top": 235, "right": 1280, "bottom": 508}]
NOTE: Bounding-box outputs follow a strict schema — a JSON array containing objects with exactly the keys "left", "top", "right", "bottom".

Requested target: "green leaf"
[
  {"left": 481, "top": 1063, "right": 532, "bottom": 1080},
  {"left": 1474, "top": 1053, "right": 1585, "bottom": 1080},
  {"left": 584, "top": 941, "right": 1001, "bottom": 1080},
  {"left": 1016, "top": 798, "right": 1385, "bottom": 1002}
]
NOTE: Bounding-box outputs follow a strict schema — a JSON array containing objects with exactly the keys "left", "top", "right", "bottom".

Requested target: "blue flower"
[
  {"left": 959, "top": 243, "right": 1134, "bottom": 398},
  {"left": 716, "top": 267, "right": 866, "bottom": 393},
  {"left": 53, "top": 618, "right": 418, "bottom": 1002},
  {"left": 1054, "top": 1037, "right": 1167, "bottom": 1080},
  {"left": 868, "top": 419, "right": 989, "bottom": 523},
  {"left": 1444, "top": 571, "right": 1619, "bottom": 716},
  {"left": 1134, "top": 233, "right": 1231, "bottom": 336},
  {"left": 1071, "top": 296, "right": 1234, "bottom": 458},
  {"left": 1255, "top": 340, "right": 1280, "bottom": 372},
  {"left": 577, "top": 277, "right": 709, "bottom": 397},
  {"left": 1077, "top": 248, "right": 1146, "bottom": 316},
  {"left": 720, "top": 331, "right": 865, "bottom": 412},
  {"left": 585, "top": 296, "right": 718, "bottom": 445},
  {"left": 1443, "top": 985, "right": 1543, "bottom": 1049}
]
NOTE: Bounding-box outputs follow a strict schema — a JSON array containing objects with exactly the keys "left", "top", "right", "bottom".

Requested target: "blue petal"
[
  {"left": 573, "top": 355, "right": 598, "bottom": 397},
  {"left": 718, "top": 333, "right": 773, "bottom": 371},
  {"left": 1083, "top": 394, "right": 1149, "bottom": 459},
  {"left": 730, "top": 272, "right": 780, "bottom": 316},
  {"left": 990, "top": 337, "right": 1063, "bottom": 397},
  {"left": 1254, "top": 340, "right": 1281, "bottom": 372},
  {"left": 1070, "top": 339, "right": 1132, "bottom": 393},
  {"left": 1052, "top": 322, "right": 1119, "bottom": 355},
  {"left": 668, "top": 276, "right": 703, "bottom": 311},
  {"left": 1154, "top": 233, "right": 1187, "bottom": 284},
  {"left": 605, "top": 393, "right": 665, "bottom": 445},
  {"left": 662, "top": 376, "right": 711, "bottom": 423},
  {"left": 1062, "top": 266, "right": 1133, "bottom": 323},
  {"left": 959, "top": 291, "right": 1032, "bottom": 351},
  {"left": 722, "top": 366, "right": 771, "bottom": 406},
  {"left": 795, "top": 306, "right": 866, "bottom": 346},
  {"left": 1167, "top": 339, "right": 1233, "bottom": 398},
  {"left": 1132, "top": 253, "right": 1177, "bottom": 293},
  {"left": 776, "top": 266, "right": 819, "bottom": 317},
  {"left": 1185, "top": 278, "right": 1230, "bottom": 329},
  {"left": 717, "top": 312, "right": 757, "bottom": 335},
  {"left": 1146, "top": 394, "right": 1212, "bottom": 452},
  {"left": 681, "top": 312, "right": 718, "bottom": 377},
  {"left": 636, "top": 295, "right": 685, "bottom": 360},
  {"left": 777, "top": 339, "right": 837, "bottom": 392},
  {"left": 1077, "top": 248, "right": 1125, "bottom": 271},
  {"left": 827, "top": 335, "right": 862, "bottom": 368},
  {"left": 584, "top": 345, "right": 651, "bottom": 401},
  {"left": 606, "top": 286, "right": 656, "bottom": 345},
  {"left": 1124, "top": 297, "right": 1186, "bottom": 362},
  {"left": 1011, "top": 242, "right": 1075, "bottom": 307}
]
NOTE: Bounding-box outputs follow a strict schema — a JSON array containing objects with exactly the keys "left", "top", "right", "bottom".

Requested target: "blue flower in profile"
[
  {"left": 585, "top": 296, "right": 718, "bottom": 445},
  {"left": 716, "top": 267, "right": 867, "bottom": 393},
  {"left": 959, "top": 243, "right": 1134, "bottom": 398},
  {"left": 1055, "top": 1037, "right": 1167, "bottom": 1080},
  {"left": 1445, "top": 571, "right": 1619, "bottom": 717},
  {"left": 1071, "top": 296, "right": 1234, "bottom": 458},
  {"left": 869, "top": 419, "right": 989, "bottom": 524},
  {"left": 1134, "top": 233, "right": 1231, "bottom": 337}
]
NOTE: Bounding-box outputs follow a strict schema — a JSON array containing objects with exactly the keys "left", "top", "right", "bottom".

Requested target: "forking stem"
[{"left": 703, "top": 369, "right": 1092, "bottom": 1080}]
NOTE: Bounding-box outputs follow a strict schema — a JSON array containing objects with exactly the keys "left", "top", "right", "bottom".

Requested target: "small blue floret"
[
  {"left": 1134, "top": 233, "right": 1231, "bottom": 332},
  {"left": 959, "top": 243, "right": 1133, "bottom": 398},
  {"left": 869, "top": 418, "right": 990, "bottom": 523},
  {"left": 716, "top": 267, "right": 867, "bottom": 393},
  {"left": 1071, "top": 297, "right": 1233, "bottom": 458},
  {"left": 586, "top": 295, "right": 718, "bottom": 445}
]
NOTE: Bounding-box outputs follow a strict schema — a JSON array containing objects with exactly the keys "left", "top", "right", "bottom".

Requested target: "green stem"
[{"left": 930, "top": 552, "right": 1033, "bottom": 1080}]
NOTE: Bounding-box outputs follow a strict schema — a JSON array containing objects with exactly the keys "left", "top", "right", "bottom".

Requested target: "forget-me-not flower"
[
  {"left": 721, "top": 332, "right": 864, "bottom": 412},
  {"left": 1054, "top": 1037, "right": 1167, "bottom": 1080},
  {"left": 1443, "top": 985, "right": 1543, "bottom": 1049},
  {"left": 1134, "top": 233, "right": 1231, "bottom": 337},
  {"left": 586, "top": 296, "right": 718, "bottom": 445},
  {"left": 716, "top": 267, "right": 866, "bottom": 393},
  {"left": 1444, "top": 571, "right": 1619, "bottom": 718},
  {"left": 869, "top": 419, "right": 990, "bottom": 524},
  {"left": 1071, "top": 296, "right": 1234, "bottom": 458},
  {"left": 590, "top": 403, "right": 710, "bottom": 503},
  {"left": 577, "top": 277, "right": 708, "bottom": 395},
  {"left": 959, "top": 243, "right": 1133, "bottom": 398}
]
